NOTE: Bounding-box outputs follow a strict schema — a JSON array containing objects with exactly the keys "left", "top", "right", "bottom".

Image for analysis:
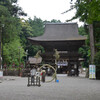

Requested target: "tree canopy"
[
  {"left": 0, "top": 0, "right": 26, "bottom": 65},
  {"left": 68, "top": 0, "right": 100, "bottom": 24}
]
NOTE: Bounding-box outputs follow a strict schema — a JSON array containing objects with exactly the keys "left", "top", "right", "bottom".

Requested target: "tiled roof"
[{"left": 28, "top": 23, "right": 87, "bottom": 41}]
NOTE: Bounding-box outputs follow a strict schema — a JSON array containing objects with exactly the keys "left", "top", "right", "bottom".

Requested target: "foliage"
[
  {"left": 50, "top": 19, "right": 61, "bottom": 23},
  {"left": 69, "top": 0, "right": 100, "bottom": 24},
  {"left": 19, "top": 17, "right": 45, "bottom": 58},
  {"left": 78, "top": 26, "right": 90, "bottom": 68},
  {"left": 20, "top": 19, "right": 33, "bottom": 49},
  {"left": 68, "top": 1, "right": 100, "bottom": 71},
  {"left": 44, "top": 19, "right": 61, "bottom": 24},
  {"left": 79, "top": 46, "right": 90, "bottom": 68},
  {"left": 78, "top": 26, "right": 87, "bottom": 36},
  {"left": 28, "top": 45, "right": 44, "bottom": 57},
  {"left": 3, "top": 39, "right": 25, "bottom": 65},
  {"left": 28, "top": 16, "right": 44, "bottom": 37},
  {"left": 0, "top": 0, "right": 27, "bottom": 17},
  {"left": 0, "top": 0, "right": 26, "bottom": 66}
]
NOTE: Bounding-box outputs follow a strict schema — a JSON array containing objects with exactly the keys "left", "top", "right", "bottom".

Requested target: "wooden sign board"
[{"left": 29, "top": 57, "right": 42, "bottom": 64}]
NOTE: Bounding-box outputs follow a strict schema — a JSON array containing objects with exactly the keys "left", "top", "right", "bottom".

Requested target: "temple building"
[{"left": 28, "top": 23, "right": 87, "bottom": 76}]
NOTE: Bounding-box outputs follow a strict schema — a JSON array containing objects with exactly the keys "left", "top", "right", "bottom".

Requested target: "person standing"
[
  {"left": 30, "top": 67, "right": 36, "bottom": 84},
  {"left": 41, "top": 70, "right": 46, "bottom": 82}
]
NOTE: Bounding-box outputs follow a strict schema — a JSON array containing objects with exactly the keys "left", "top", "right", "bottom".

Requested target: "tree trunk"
[
  {"left": 0, "top": 27, "right": 1, "bottom": 69},
  {"left": 89, "top": 24, "right": 95, "bottom": 64}
]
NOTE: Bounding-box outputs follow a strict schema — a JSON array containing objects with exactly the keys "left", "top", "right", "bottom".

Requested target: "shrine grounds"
[{"left": 0, "top": 74, "right": 100, "bottom": 100}]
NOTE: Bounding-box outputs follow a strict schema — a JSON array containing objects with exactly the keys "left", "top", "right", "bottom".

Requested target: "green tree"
[
  {"left": 51, "top": 19, "right": 61, "bottom": 23},
  {"left": 20, "top": 19, "right": 33, "bottom": 49},
  {"left": 79, "top": 46, "right": 90, "bottom": 68},
  {"left": 28, "top": 16, "right": 44, "bottom": 36},
  {"left": 44, "top": 19, "right": 61, "bottom": 24},
  {"left": 68, "top": 0, "right": 100, "bottom": 24},
  {"left": 68, "top": 0, "right": 100, "bottom": 78},
  {"left": 0, "top": 0, "right": 26, "bottom": 66},
  {"left": 78, "top": 26, "right": 90, "bottom": 68},
  {"left": 0, "top": 0, "right": 26, "bottom": 17},
  {"left": 3, "top": 39, "right": 25, "bottom": 65},
  {"left": 78, "top": 26, "right": 87, "bottom": 36},
  {"left": 20, "top": 17, "right": 45, "bottom": 58}
]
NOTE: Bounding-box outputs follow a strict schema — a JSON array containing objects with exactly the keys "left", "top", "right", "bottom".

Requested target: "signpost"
[{"left": 89, "top": 65, "right": 96, "bottom": 79}]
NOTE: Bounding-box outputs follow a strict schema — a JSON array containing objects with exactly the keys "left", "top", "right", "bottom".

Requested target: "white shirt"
[{"left": 30, "top": 69, "right": 36, "bottom": 76}]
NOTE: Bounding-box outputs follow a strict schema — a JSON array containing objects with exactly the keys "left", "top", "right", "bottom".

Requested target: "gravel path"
[{"left": 0, "top": 75, "right": 100, "bottom": 100}]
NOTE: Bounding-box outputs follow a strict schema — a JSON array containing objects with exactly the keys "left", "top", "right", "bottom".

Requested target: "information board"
[
  {"left": 0, "top": 71, "right": 3, "bottom": 81},
  {"left": 89, "top": 65, "right": 96, "bottom": 79}
]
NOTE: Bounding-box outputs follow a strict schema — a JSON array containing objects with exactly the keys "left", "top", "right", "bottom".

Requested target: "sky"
[{"left": 18, "top": 0, "right": 83, "bottom": 26}]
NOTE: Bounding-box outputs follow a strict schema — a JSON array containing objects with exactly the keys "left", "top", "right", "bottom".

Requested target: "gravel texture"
[{"left": 0, "top": 75, "right": 100, "bottom": 100}]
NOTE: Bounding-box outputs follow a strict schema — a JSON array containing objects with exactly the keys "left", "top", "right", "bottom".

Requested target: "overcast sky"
[{"left": 18, "top": 0, "right": 83, "bottom": 26}]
